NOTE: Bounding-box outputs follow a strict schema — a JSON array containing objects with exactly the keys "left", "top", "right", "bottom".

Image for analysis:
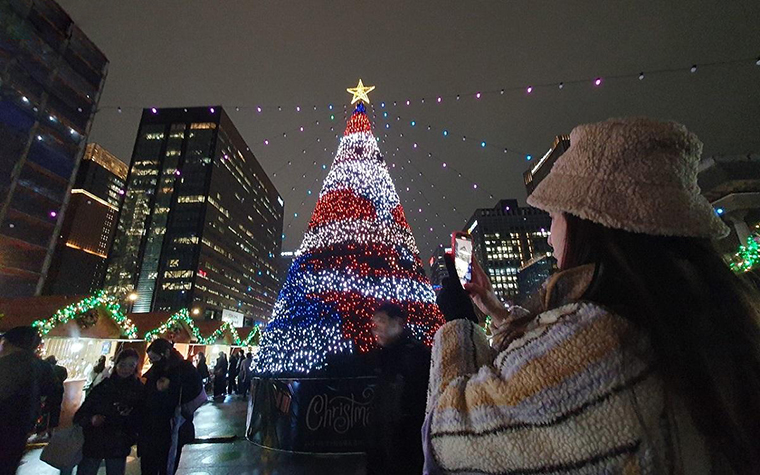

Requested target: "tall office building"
[
  {"left": 517, "top": 254, "right": 557, "bottom": 302},
  {"left": 104, "top": 107, "right": 284, "bottom": 325},
  {"left": 464, "top": 199, "right": 552, "bottom": 302},
  {"left": 0, "top": 0, "right": 108, "bottom": 297},
  {"left": 523, "top": 135, "right": 570, "bottom": 196},
  {"left": 44, "top": 144, "right": 127, "bottom": 295}
]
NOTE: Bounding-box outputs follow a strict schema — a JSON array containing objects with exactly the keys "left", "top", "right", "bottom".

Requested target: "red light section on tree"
[
  {"left": 309, "top": 189, "right": 377, "bottom": 229},
  {"left": 343, "top": 109, "right": 372, "bottom": 136},
  {"left": 391, "top": 204, "right": 410, "bottom": 228},
  {"left": 299, "top": 242, "right": 428, "bottom": 282},
  {"left": 314, "top": 290, "right": 444, "bottom": 352}
]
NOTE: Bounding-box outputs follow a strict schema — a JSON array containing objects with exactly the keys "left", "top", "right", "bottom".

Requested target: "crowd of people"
[
  {"left": 0, "top": 335, "right": 204, "bottom": 475},
  {"left": 2, "top": 117, "right": 760, "bottom": 474},
  {"left": 209, "top": 348, "right": 254, "bottom": 400}
]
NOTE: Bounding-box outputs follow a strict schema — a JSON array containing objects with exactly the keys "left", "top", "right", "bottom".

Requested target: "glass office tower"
[{"left": 105, "top": 107, "right": 284, "bottom": 325}]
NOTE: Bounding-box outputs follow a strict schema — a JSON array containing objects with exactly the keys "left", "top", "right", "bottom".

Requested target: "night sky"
[{"left": 57, "top": 0, "right": 760, "bottom": 258}]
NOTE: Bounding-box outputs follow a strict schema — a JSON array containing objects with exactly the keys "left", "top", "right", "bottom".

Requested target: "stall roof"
[
  {"left": 236, "top": 326, "right": 260, "bottom": 346},
  {"left": 128, "top": 312, "right": 174, "bottom": 338}
]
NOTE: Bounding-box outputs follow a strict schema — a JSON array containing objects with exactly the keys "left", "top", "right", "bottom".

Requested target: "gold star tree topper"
[{"left": 347, "top": 79, "right": 376, "bottom": 104}]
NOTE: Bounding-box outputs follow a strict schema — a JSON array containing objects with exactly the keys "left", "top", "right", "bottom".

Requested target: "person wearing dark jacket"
[
  {"left": 238, "top": 352, "right": 254, "bottom": 397},
  {"left": 0, "top": 326, "right": 56, "bottom": 475},
  {"left": 195, "top": 352, "right": 210, "bottom": 382},
  {"left": 44, "top": 355, "right": 68, "bottom": 436},
  {"left": 365, "top": 303, "right": 431, "bottom": 475},
  {"left": 139, "top": 339, "right": 203, "bottom": 475},
  {"left": 213, "top": 352, "right": 227, "bottom": 399},
  {"left": 73, "top": 349, "right": 144, "bottom": 475},
  {"left": 227, "top": 349, "right": 239, "bottom": 395}
]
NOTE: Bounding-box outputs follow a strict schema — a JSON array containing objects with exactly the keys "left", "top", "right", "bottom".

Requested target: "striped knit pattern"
[{"left": 424, "top": 301, "right": 711, "bottom": 474}]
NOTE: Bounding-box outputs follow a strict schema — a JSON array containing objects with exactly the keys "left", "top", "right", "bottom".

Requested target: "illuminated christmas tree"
[{"left": 256, "top": 81, "right": 445, "bottom": 374}]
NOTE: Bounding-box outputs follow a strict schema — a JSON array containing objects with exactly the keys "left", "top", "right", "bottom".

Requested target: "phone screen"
[{"left": 452, "top": 232, "right": 473, "bottom": 287}]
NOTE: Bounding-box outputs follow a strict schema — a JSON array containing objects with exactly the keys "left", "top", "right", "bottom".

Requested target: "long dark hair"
[{"left": 561, "top": 213, "right": 760, "bottom": 473}]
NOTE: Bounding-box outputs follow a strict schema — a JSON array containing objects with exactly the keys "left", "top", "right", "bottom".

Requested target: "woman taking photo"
[
  {"left": 428, "top": 117, "right": 760, "bottom": 474},
  {"left": 72, "top": 349, "right": 144, "bottom": 475}
]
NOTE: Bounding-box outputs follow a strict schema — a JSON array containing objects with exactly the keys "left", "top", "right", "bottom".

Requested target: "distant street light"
[
  {"left": 192, "top": 308, "right": 201, "bottom": 316},
  {"left": 126, "top": 292, "right": 138, "bottom": 314}
]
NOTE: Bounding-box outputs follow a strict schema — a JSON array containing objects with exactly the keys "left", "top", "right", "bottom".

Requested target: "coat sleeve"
[
  {"left": 424, "top": 304, "right": 661, "bottom": 474},
  {"left": 73, "top": 382, "right": 104, "bottom": 427}
]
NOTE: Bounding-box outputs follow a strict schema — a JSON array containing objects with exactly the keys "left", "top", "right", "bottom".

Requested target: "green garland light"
[
  {"left": 730, "top": 235, "right": 760, "bottom": 273},
  {"left": 144, "top": 310, "right": 261, "bottom": 347},
  {"left": 243, "top": 325, "right": 261, "bottom": 346},
  {"left": 144, "top": 309, "right": 204, "bottom": 343},
  {"left": 32, "top": 291, "right": 138, "bottom": 339}
]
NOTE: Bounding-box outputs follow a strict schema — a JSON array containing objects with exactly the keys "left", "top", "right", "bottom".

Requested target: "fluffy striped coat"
[{"left": 423, "top": 265, "right": 716, "bottom": 474}]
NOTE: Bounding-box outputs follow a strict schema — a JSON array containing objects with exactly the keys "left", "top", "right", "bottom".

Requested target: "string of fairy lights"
[
  {"left": 98, "top": 56, "right": 757, "bottom": 116},
  {"left": 91, "top": 56, "right": 758, "bottom": 255}
]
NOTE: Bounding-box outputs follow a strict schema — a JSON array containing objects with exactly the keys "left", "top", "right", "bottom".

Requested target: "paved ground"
[{"left": 18, "top": 395, "right": 366, "bottom": 475}]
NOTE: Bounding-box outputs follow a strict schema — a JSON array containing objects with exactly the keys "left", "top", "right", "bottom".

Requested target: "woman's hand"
[
  {"left": 156, "top": 377, "right": 171, "bottom": 392},
  {"left": 464, "top": 256, "right": 510, "bottom": 325}
]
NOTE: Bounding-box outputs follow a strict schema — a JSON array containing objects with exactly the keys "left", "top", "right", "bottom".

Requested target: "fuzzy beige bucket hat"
[{"left": 527, "top": 117, "right": 730, "bottom": 239}]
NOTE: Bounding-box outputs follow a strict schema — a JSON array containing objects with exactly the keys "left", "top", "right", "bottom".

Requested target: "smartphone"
[{"left": 451, "top": 231, "right": 473, "bottom": 287}]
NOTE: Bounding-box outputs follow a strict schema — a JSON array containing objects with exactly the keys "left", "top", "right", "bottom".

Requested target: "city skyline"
[{"left": 52, "top": 0, "right": 760, "bottom": 257}]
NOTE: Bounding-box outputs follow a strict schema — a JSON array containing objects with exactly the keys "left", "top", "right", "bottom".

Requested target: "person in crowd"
[
  {"left": 72, "top": 348, "right": 144, "bottom": 475},
  {"left": 427, "top": 117, "right": 760, "bottom": 474},
  {"left": 84, "top": 355, "right": 109, "bottom": 397},
  {"left": 238, "top": 352, "right": 254, "bottom": 397},
  {"left": 195, "top": 352, "right": 210, "bottom": 384},
  {"left": 213, "top": 352, "right": 228, "bottom": 399},
  {"left": 227, "top": 349, "right": 240, "bottom": 396},
  {"left": 0, "top": 326, "right": 56, "bottom": 475},
  {"left": 365, "top": 302, "right": 430, "bottom": 475},
  {"left": 44, "top": 355, "right": 68, "bottom": 437},
  {"left": 138, "top": 338, "right": 203, "bottom": 475}
]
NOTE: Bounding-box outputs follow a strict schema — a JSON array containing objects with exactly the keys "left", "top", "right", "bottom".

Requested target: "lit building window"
[
  {"left": 162, "top": 281, "right": 192, "bottom": 290},
  {"left": 178, "top": 195, "right": 206, "bottom": 203},
  {"left": 191, "top": 123, "right": 217, "bottom": 130},
  {"left": 173, "top": 236, "right": 199, "bottom": 245}
]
